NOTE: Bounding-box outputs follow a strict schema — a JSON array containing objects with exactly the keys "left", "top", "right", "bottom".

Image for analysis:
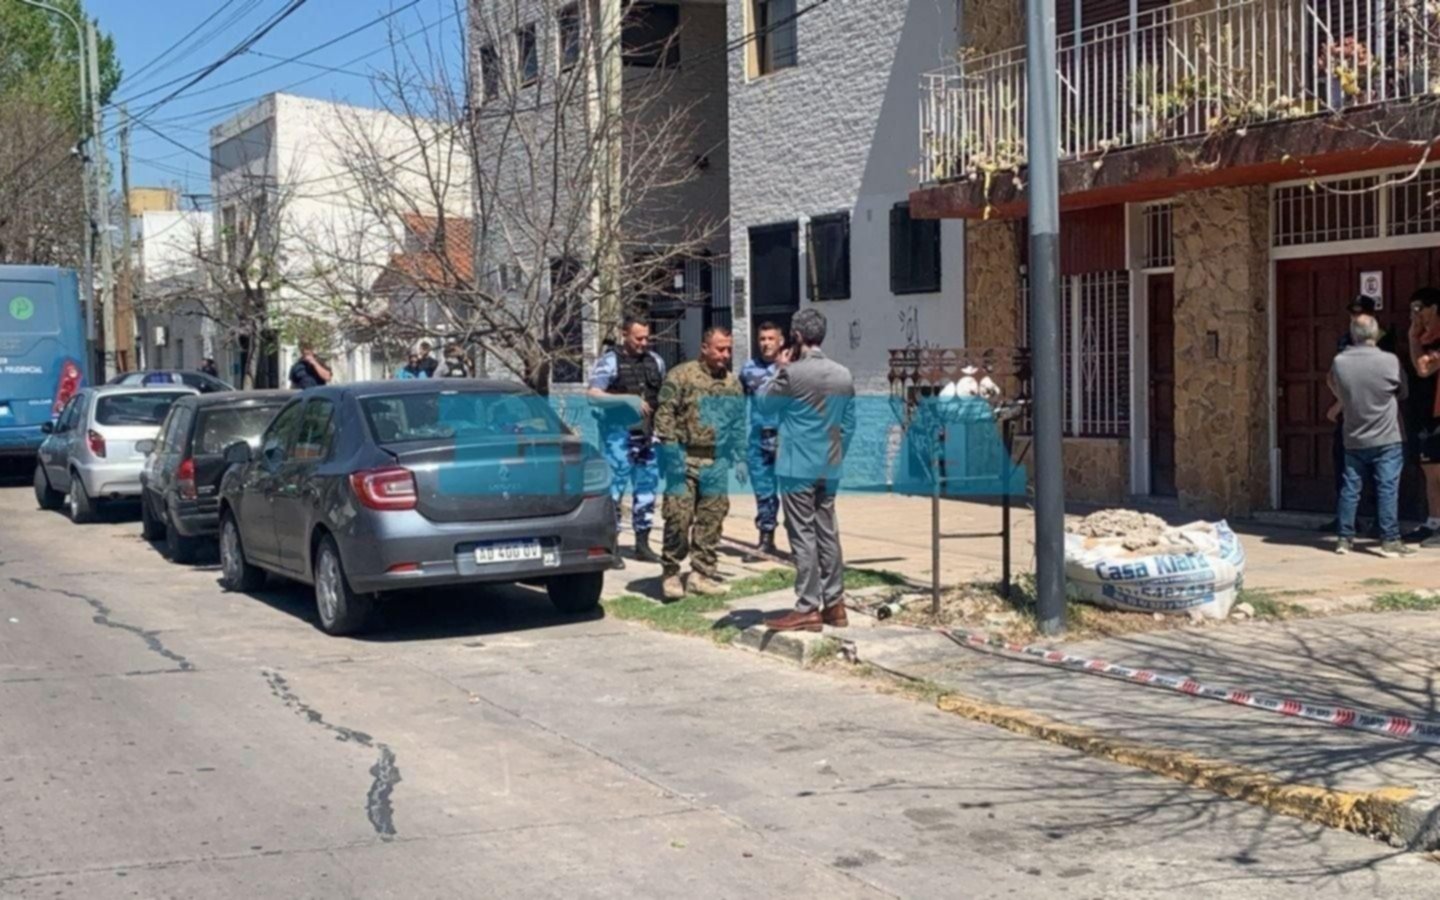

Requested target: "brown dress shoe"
[
  {"left": 765, "top": 608, "right": 824, "bottom": 632},
  {"left": 821, "top": 604, "right": 848, "bottom": 627}
]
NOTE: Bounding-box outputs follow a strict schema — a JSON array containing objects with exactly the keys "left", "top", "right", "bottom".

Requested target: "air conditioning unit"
[{"left": 154, "top": 326, "right": 168, "bottom": 347}]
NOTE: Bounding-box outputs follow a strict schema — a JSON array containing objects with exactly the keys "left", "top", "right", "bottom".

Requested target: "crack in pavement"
[
  {"left": 8, "top": 578, "right": 195, "bottom": 672},
  {"left": 263, "top": 670, "right": 401, "bottom": 840}
]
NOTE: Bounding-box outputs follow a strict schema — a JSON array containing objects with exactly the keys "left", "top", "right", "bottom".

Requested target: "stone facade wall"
[
  {"left": 964, "top": 220, "right": 1021, "bottom": 348},
  {"left": 1013, "top": 436, "right": 1130, "bottom": 505},
  {"left": 1172, "top": 186, "right": 1271, "bottom": 517}
]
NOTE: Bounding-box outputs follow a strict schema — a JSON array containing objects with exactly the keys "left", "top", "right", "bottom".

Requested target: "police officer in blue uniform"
[
  {"left": 739, "top": 320, "right": 784, "bottom": 556},
  {"left": 589, "top": 317, "right": 666, "bottom": 567}
]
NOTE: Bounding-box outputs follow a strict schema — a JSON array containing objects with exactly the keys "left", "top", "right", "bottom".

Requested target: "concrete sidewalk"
[{"left": 720, "top": 490, "right": 1440, "bottom": 600}]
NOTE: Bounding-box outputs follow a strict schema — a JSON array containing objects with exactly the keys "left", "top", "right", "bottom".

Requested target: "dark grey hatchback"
[{"left": 217, "top": 380, "right": 617, "bottom": 635}]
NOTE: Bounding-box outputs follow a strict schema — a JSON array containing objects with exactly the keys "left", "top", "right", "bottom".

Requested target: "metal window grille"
[
  {"left": 1142, "top": 203, "right": 1173, "bottom": 268},
  {"left": 1272, "top": 176, "right": 1381, "bottom": 246},
  {"left": 1020, "top": 269, "right": 1130, "bottom": 438},
  {"left": 1389, "top": 166, "right": 1440, "bottom": 236}
]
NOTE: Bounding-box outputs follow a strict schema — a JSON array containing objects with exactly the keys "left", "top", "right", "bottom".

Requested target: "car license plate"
[{"left": 474, "top": 539, "right": 543, "bottom": 564}]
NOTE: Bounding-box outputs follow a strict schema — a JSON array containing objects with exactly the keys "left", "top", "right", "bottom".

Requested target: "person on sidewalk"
[
  {"left": 395, "top": 352, "right": 430, "bottom": 379},
  {"left": 654, "top": 326, "right": 746, "bottom": 601},
  {"left": 1321, "top": 296, "right": 1395, "bottom": 534},
  {"left": 288, "top": 344, "right": 332, "bottom": 390},
  {"left": 762, "top": 309, "right": 856, "bottom": 632},
  {"left": 739, "top": 321, "right": 784, "bottom": 557},
  {"left": 1405, "top": 287, "right": 1440, "bottom": 546},
  {"left": 588, "top": 318, "right": 666, "bottom": 569},
  {"left": 416, "top": 341, "right": 440, "bottom": 378},
  {"left": 200, "top": 357, "right": 220, "bottom": 378},
  {"left": 439, "top": 343, "right": 472, "bottom": 378},
  {"left": 1331, "top": 314, "right": 1415, "bottom": 557}
]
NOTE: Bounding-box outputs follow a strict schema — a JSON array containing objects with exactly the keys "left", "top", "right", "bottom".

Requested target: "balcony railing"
[{"left": 921, "top": 0, "right": 1440, "bottom": 185}]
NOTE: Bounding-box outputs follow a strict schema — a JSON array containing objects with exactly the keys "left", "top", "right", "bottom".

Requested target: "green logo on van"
[{"left": 8, "top": 296, "right": 34, "bottom": 321}]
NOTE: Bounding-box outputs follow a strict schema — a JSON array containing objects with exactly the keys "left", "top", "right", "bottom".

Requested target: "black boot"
[
  {"left": 634, "top": 530, "right": 661, "bottom": 564},
  {"left": 758, "top": 530, "right": 777, "bottom": 556}
]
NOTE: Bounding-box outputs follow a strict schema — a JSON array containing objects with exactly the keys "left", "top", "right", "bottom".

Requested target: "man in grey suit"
[{"left": 760, "top": 308, "right": 856, "bottom": 632}]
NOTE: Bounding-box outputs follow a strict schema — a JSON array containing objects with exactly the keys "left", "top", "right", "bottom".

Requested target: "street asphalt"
[{"left": 0, "top": 476, "right": 1435, "bottom": 899}]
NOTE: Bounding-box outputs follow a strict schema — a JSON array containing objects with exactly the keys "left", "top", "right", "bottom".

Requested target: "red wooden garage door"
[{"left": 1277, "top": 249, "right": 1439, "bottom": 516}]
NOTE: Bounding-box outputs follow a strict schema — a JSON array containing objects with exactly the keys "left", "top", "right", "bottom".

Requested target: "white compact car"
[{"left": 34, "top": 385, "right": 198, "bottom": 522}]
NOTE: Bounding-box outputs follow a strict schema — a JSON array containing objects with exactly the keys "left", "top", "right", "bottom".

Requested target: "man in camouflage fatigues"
[{"left": 654, "top": 326, "right": 747, "bottom": 601}]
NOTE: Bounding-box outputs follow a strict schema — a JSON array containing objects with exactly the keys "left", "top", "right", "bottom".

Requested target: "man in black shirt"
[
  {"left": 417, "top": 342, "right": 439, "bottom": 378},
  {"left": 289, "top": 344, "right": 332, "bottom": 389}
]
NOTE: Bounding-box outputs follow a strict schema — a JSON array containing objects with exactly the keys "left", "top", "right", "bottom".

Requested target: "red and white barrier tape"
[{"left": 940, "top": 627, "right": 1440, "bottom": 746}]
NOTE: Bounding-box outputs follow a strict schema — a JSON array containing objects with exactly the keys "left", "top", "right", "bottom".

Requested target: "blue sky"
[{"left": 91, "top": 0, "right": 462, "bottom": 203}]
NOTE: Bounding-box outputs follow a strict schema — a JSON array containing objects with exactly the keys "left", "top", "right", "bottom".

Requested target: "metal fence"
[{"left": 921, "top": 0, "right": 1440, "bottom": 184}]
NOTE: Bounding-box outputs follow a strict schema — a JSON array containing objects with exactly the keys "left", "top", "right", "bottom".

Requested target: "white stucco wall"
[{"left": 727, "top": 0, "right": 964, "bottom": 393}]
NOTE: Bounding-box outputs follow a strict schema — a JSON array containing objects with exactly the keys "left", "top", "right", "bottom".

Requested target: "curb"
[{"left": 931, "top": 690, "right": 1440, "bottom": 850}]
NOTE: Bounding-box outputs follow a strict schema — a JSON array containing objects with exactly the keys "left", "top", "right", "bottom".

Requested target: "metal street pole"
[
  {"left": 119, "top": 104, "right": 135, "bottom": 372},
  {"left": 1025, "top": 0, "right": 1067, "bottom": 635},
  {"left": 16, "top": 0, "right": 94, "bottom": 347},
  {"left": 87, "top": 19, "right": 117, "bottom": 381}
]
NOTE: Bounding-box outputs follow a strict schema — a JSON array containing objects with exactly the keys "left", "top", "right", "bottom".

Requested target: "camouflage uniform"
[{"left": 654, "top": 360, "right": 745, "bottom": 579}]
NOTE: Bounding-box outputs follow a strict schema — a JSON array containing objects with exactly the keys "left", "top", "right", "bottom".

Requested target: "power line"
[{"left": 122, "top": 0, "right": 246, "bottom": 90}]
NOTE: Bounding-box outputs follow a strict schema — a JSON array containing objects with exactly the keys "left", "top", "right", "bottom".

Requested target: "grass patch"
[
  {"left": 1371, "top": 591, "right": 1440, "bottom": 612},
  {"left": 604, "top": 593, "right": 739, "bottom": 644},
  {"left": 1236, "top": 588, "right": 1311, "bottom": 621},
  {"left": 1359, "top": 577, "right": 1401, "bottom": 588},
  {"left": 713, "top": 566, "right": 909, "bottom": 603},
  {"left": 808, "top": 637, "right": 843, "bottom": 666}
]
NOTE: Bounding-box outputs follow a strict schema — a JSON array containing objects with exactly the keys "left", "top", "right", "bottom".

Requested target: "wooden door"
[
  {"left": 1148, "top": 274, "right": 1177, "bottom": 496},
  {"left": 1277, "top": 249, "right": 1437, "bottom": 516}
]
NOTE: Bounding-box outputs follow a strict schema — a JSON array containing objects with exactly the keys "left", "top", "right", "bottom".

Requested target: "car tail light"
[
  {"left": 87, "top": 429, "right": 106, "bottom": 458},
  {"left": 350, "top": 467, "right": 418, "bottom": 511},
  {"left": 582, "top": 458, "right": 612, "bottom": 497},
  {"left": 177, "top": 457, "right": 197, "bottom": 500},
  {"left": 52, "top": 360, "right": 82, "bottom": 415}
]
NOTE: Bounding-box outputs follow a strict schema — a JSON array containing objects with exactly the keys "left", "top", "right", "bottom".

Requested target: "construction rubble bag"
[{"left": 1062, "top": 512, "right": 1246, "bottom": 619}]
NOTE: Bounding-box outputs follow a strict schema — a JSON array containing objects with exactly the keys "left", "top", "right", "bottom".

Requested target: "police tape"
[{"left": 938, "top": 627, "right": 1440, "bottom": 746}]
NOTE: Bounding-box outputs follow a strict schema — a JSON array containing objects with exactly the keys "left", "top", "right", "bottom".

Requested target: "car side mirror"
[
  {"left": 224, "top": 441, "right": 252, "bottom": 465},
  {"left": 135, "top": 439, "right": 156, "bottom": 455},
  {"left": 40, "top": 421, "right": 54, "bottom": 434}
]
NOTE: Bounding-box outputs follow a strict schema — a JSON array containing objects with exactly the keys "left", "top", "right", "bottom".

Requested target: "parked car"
[
  {"left": 34, "top": 385, "right": 198, "bottom": 522},
  {"left": 139, "top": 391, "right": 292, "bottom": 563},
  {"left": 217, "top": 380, "right": 617, "bottom": 635},
  {"left": 108, "top": 369, "right": 234, "bottom": 394}
]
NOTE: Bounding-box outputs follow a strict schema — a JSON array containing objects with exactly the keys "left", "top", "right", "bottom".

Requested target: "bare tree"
[
  {"left": 0, "top": 98, "right": 86, "bottom": 267},
  {"left": 307, "top": 0, "right": 724, "bottom": 392}
]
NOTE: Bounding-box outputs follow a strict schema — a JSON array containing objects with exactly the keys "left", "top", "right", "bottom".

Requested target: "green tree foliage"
[{"left": 0, "top": 0, "right": 121, "bottom": 131}]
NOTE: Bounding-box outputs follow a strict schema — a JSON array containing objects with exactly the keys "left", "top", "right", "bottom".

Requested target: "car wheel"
[
  {"left": 547, "top": 571, "right": 604, "bottom": 615},
  {"left": 219, "top": 513, "right": 265, "bottom": 591},
  {"left": 33, "top": 465, "right": 63, "bottom": 511},
  {"left": 140, "top": 494, "right": 166, "bottom": 541},
  {"left": 67, "top": 476, "right": 95, "bottom": 524},
  {"left": 165, "top": 509, "right": 198, "bottom": 564},
  {"left": 313, "top": 535, "right": 376, "bottom": 637}
]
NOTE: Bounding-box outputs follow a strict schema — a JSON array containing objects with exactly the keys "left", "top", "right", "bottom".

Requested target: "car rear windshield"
[
  {"left": 361, "top": 390, "right": 567, "bottom": 445},
  {"left": 95, "top": 392, "right": 190, "bottom": 427},
  {"left": 194, "top": 405, "right": 284, "bottom": 454}
]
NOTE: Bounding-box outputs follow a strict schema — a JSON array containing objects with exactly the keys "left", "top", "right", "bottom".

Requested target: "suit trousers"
[{"left": 780, "top": 478, "right": 844, "bottom": 612}]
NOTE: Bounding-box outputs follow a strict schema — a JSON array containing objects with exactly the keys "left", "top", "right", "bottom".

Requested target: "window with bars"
[
  {"left": 1272, "top": 177, "right": 1381, "bottom": 246},
  {"left": 806, "top": 212, "right": 851, "bottom": 301},
  {"left": 1389, "top": 166, "right": 1440, "bottom": 236},
  {"left": 1021, "top": 270, "right": 1131, "bottom": 438},
  {"left": 753, "top": 0, "right": 797, "bottom": 75},
  {"left": 1143, "top": 203, "right": 1173, "bottom": 268}
]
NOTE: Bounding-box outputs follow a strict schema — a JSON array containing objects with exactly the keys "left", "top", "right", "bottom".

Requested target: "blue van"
[{"left": 0, "top": 266, "right": 86, "bottom": 458}]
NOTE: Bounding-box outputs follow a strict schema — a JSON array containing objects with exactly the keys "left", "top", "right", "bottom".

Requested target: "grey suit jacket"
[{"left": 760, "top": 348, "right": 856, "bottom": 483}]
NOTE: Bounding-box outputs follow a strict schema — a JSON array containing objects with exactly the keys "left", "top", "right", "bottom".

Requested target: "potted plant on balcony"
[{"left": 1319, "top": 36, "right": 1375, "bottom": 108}]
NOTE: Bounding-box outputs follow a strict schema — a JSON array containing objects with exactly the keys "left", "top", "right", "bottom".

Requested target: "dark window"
[
  {"left": 889, "top": 203, "right": 942, "bottom": 295},
  {"left": 515, "top": 25, "right": 539, "bottom": 85},
  {"left": 623, "top": 2, "right": 680, "bottom": 68},
  {"left": 548, "top": 257, "right": 585, "bottom": 384},
  {"left": 94, "top": 392, "right": 190, "bottom": 427},
  {"left": 806, "top": 212, "right": 851, "bottom": 301},
  {"left": 361, "top": 391, "right": 566, "bottom": 445},
  {"left": 261, "top": 401, "right": 305, "bottom": 461},
  {"left": 749, "top": 222, "right": 799, "bottom": 312},
  {"left": 480, "top": 44, "right": 501, "bottom": 100},
  {"left": 194, "top": 405, "right": 286, "bottom": 456},
  {"left": 755, "top": 0, "right": 797, "bottom": 75},
  {"left": 293, "top": 400, "right": 336, "bottom": 461},
  {"left": 557, "top": 4, "right": 582, "bottom": 70}
]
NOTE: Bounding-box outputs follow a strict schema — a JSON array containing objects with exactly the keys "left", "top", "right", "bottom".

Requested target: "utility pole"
[
  {"left": 87, "top": 19, "right": 117, "bottom": 381},
  {"left": 118, "top": 104, "right": 135, "bottom": 372},
  {"left": 1025, "top": 0, "right": 1067, "bottom": 635}
]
